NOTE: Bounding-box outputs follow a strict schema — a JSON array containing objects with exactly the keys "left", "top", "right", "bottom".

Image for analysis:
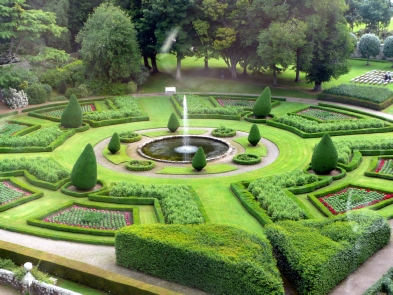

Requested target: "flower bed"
[
  {"left": 0, "top": 123, "right": 27, "bottom": 137},
  {"left": 318, "top": 186, "right": 393, "bottom": 215},
  {"left": 217, "top": 98, "right": 254, "bottom": 108},
  {"left": 0, "top": 181, "right": 31, "bottom": 205},
  {"left": 42, "top": 104, "right": 96, "bottom": 118},
  {"left": 297, "top": 108, "right": 357, "bottom": 121},
  {"left": 375, "top": 158, "right": 393, "bottom": 174},
  {"left": 43, "top": 205, "right": 131, "bottom": 230}
]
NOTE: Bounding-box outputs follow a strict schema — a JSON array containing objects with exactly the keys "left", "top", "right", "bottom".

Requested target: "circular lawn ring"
[
  {"left": 212, "top": 128, "right": 236, "bottom": 138},
  {"left": 233, "top": 153, "right": 261, "bottom": 165},
  {"left": 126, "top": 159, "right": 155, "bottom": 171}
]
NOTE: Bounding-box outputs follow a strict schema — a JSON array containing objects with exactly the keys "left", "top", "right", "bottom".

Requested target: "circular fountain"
[{"left": 138, "top": 135, "right": 234, "bottom": 163}]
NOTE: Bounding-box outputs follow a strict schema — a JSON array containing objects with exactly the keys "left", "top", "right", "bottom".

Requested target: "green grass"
[
  {"left": 156, "top": 164, "right": 238, "bottom": 175},
  {"left": 142, "top": 129, "right": 208, "bottom": 137},
  {"left": 57, "top": 278, "right": 110, "bottom": 295},
  {"left": 102, "top": 145, "right": 130, "bottom": 165},
  {"left": 233, "top": 136, "right": 267, "bottom": 156}
]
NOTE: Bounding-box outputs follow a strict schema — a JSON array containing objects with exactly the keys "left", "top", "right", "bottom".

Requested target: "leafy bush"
[
  {"left": 364, "top": 267, "right": 393, "bottom": 295},
  {"left": 48, "top": 95, "right": 67, "bottom": 102},
  {"left": 118, "top": 131, "right": 142, "bottom": 143},
  {"left": 358, "top": 33, "right": 381, "bottom": 63},
  {"left": 192, "top": 147, "right": 207, "bottom": 171},
  {"left": 56, "top": 79, "right": 67, "bottom": 94},
  {"left": 41, "top": 84, "right": 52, "bottom": 96},
  {"left": 25, "top": 83, "right": 48, "bottom": 104},
  {"left": 253, "top": 87, "right": 271, "bottom": 118},
  {"left": 126, "top": 160, "right": 155, "bottom": 171},
  {"left": 233, "top": 153, "right": 261, "bottom": 165},
  {"left": 248, "top": 124, "right": 261, "bottom": 146},
  {"left": 108, "top": 132, "right": 120, "bottom": 154},
  {"left": 265, "top": 210, "right": 391, "bottom": 295},
  {"left": 109, "top": 182, "right": 204, "bottom": 224},
  {"left": 311, "top": 133, "right": 338, "bottom": 174},
  {"left": 61, "top": 94, "right": 83, "bottom": 128},
  {"left": 0, "top": 157, "right": 69, "bottom": 183},
  {"left": 0, "top": 66, "right": 37, "bottom": 90},
  {"left": 127, "top": 81, "right": 137, "bottom": 94},
  {"left": 212, "top": 125, "right": 236, "bottom": 137},
  {"left": 0, "top": 126, "right": 64, "bottom": 147},
  {"left": 116, "top": 223, "right": 284, "bottom": 295},
  {"left": 321, "top": 84, "right": 393, "bottom": 103},
  {"left": 40, "top": 68, "right": 70, "bottom": 87},
  {"left": 65, "top": 87, "right": 83, "bottom": 99},
  {"left": 2, "top": 88, "right": 29, "bottom": 109},
  {"left": 383, "top": 36, "right": 393, "bottom": 59},
  {"left": 248, "top": 170, "right": 317, "bottom": 221},
  {"left": 167, "top": 113, "right": 180, "bottom": 132},
  {"left": 71, "top": 144, "right": 97, "bottom": 190}
]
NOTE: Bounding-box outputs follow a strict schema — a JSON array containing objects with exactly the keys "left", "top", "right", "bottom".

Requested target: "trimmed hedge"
[
  {"left": 211, "top": 126, "right": 236, "bottom": 137},
  {"left": 126, "top": 160, "right": 155, "bottom": 171},
  {"left": 60, "top": 179, "right": 107, "bottom": 197},
  {"left": 244, "top": 111, "right": 276, "bottom": 123},
  {"left": 0, "top": 177, "right": 43, "bottom": 212},
  {"left": 27, "top": 201, "right": 139, "bottom": 236},
  {"left": 317, "top": 92, "right": 393, "bottom": 110},
  {"left": 0, "top": 240, "right": 178, "bottom": 295},
  {"left": 265, "top": 210, "right": 391, "bottom": 295},
  {"left": 119, "top": 131, "right": 142, "bottom": 143},
  {"left": 0, "top": 111, "right": 18, "bottom": 119},
  {"left": 364, "top": 267, "right": 393, "bottom": 295},
  {"left": 233, "top": 153, "right": 261, "bottom": 165},
  {"left": 311, "top": 134, "right": 338, "bottom": 174},
  {"left": 115, "top": 223, "right": 284, "bottom": 295},
  {"left": 337, "top": 150, "right": 362, "bottom": 171},
  {"left": 365, "top": 156, "right": 393, "bottom": 180}
]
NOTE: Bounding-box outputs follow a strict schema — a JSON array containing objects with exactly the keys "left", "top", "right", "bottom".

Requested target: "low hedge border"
[
  {"left": 230, "top": 181, "right": 273, "bottom": 226},
  {"left": 0, "top": 111, "right": 18, "bottom": 119},
  {"left": 87, "top": 193, "right": 166, "bottom": 224},
  {"left": 364, "top": 267, "right": 393, "bottom": 295},
  {"left": 337, "top": 150, "right": 362, "bottom": 171},
  {"left": 317, "top": 93, "right": 393, "bottom": 110},
  {"left": 308, "top": 182, "right": 393, "bottom": 217},
  {"left": 59, "top": 122, "right": 90, "bottom": 133},
  {"left": 303, "top": 166, "right": 346, "bottom": 181},
  {"left": 266, "top": 119, "right": 393, "bottom": 138},
  {"left": 120, "top": 134, "right": 142, "bottom": 143},
  {"left": 60, "top": 179, "right": 107, "bottom": 197},
  {"left": 7, "top": 120, "right": 41, "bottom": 137},
  {"left": 83, "top": 113, "right": 149, "bottom": 128},
  {"left": 0, "top": 170, "right": 70, "bottom": 191},
  {"left": 0, "top": 240, "right": 179, "bottom": 295},
  {"left": 21, "top": 97, "right": 109, "bottom": 113},
  {"left": 232, "top": 153, "right": 261, "bottom": 165},
  {"left": 188, "top": 186, "right": 210, "bottom": 223},
  {"left": 294, "top": 105, "right": 366, "bottom": 123},
  {"left": 170, "top": 96, "right": 241, "bottom": 120},
  {"left": 243, "top": 110, "right": 277, "bottom": 124},
  {"left": 211, "top": 128, "right": 236, "bottom": 138},
  {"left": 0, "top": 177, "right": 43, "bottom": 212},
  {"left": 27, "top": 201, "right": 139, "bottom": 237},
  {"left": 365, "top": 157, "right": 393, "bottom": 181},
  {"left": 0, "top": 129, "right": 75, "bottom": 153},
  {"left": 126, "top": 160, "right": 155, "bottom": 172}
]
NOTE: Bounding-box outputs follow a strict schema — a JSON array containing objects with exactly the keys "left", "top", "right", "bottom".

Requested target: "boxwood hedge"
[
  {"left": 265, "top": 210, "right": 391, "bottom": 295},
  {"left": 116, "top": 223, "right": 284, "bottom": 295}
]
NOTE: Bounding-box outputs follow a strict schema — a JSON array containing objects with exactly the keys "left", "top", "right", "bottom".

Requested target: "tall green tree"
[
  {"left": 356, "top": 0, "right": 392, "bottom": 33},
  {"left": 0, "top": 0, "right": 65, "bottom": 56},
  {"left": 358, "top": 34, "right": 381, "bottom": 65},
  {"left": 76, "top": 3, "right": 142, "bottom": 83},
  {"left": 383, "top": 36, "right": 393, "bottom": 67}
]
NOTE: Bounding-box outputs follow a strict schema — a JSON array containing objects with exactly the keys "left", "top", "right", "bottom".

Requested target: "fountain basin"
[{"left": 138, "top": 135, "right": 235, "bottom": 163}]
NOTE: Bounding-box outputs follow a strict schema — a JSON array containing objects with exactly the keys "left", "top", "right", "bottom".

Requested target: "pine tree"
[
  {"left": 60, "top": 94, "right": 82, "bottom": 128},
  {"left": 248, "top": 124, "right": 261, "bottom": 146},
  {"left": 167, "top": 113, "right": 180, "bottom": 132},
  {"left": 253, "top": 87, "right": 271, "bottom": 118},
  {"left": 192, "top": 147, "right": 207, "bottom": 171},
  {"left": 108, "top": 132, "right": 121, "bottom": 154},
  {"left": 71, "top": 143, "right": 97, "bottom": 190},
  {"left": 311, "top": 133, "right": 338, "bottom": 174}
]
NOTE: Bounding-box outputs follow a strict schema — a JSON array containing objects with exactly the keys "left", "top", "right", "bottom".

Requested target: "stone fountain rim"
[{"left": 137, "top": 134, "right": 235, "bottom": 164}]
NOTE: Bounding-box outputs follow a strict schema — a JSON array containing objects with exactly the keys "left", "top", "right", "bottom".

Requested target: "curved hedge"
[
  {"left": 233, "top": 153, "right": 261, "bottom": 165},
  {"left": 61, "top": 179, "right": 107, "bottom": 197},
  {"left": 115, "top": 223, "right": 284, "bottom": 295},
  {"left": 211, "top": 126, "right": 236, "bottom": 137},
  {"left": 265, "top": 210, "right": 391, "bottom": 295},
  {"left": 119, "top": 131, "right": 142, "bottom": 143},
  {"left": 126, "top": 160, "right": 155, "bottom": 171}
]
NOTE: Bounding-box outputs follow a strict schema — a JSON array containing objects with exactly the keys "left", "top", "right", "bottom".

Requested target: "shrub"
[
  {"left": 108, "top": 133, "right": 121, "bottom": 154},
  {"left": 2, "top": 88, "right": 29, "bottom": 109},
  {"left": 311, "top": 133, "right": 338, "bottom": 174},
  {"left": 70, "top": 143, "right": 97, "bottom": 190},
  {"left": 25, "top": 83, "right": 48, "bottom": 104},
  {"left": 383, "top": 36, "right": 393, "bottom": 60},
  {"left": 77, "top": 84, "right": 89, "bottom": 98},
  {"left": 65, "top": 87, "right": 83, "bottom": 99},
  {"left": 233, "top": 153, "right": 261, "bottom": 165},
  {"left": 167, "top": 113, "right": 180, "bottom": 132},
  {"left": 265, "top": 210, "right": 391, "bottom": 295},
  {"left": 41, "top": 84, "right": 52, "bottom": 96},
  {"left": 57, "top": 79, "right": 67, "bottom": 94},
  {"left": 48, "top": 95, "right": 67, "bottom": 102},
  {"left": 126, "top": 160, "right": 155, "bottom": 171},
  {"left": 253, "top": 87, "right": 271, "bottom": 118},
  {"left": 115, "top": 223, "right": 284, "bottom": 295},
  {"left": 321, "top": 84, "right": 393, "bottom": 103},
  {"left": 118, "top": 131, "right": 142, "bottom": 143},
  {"left": 60, "top": 94, "right": 83, "bottom": 128},
  {"left": 192, "top": 147, "right": 207, "bottom": 171},
  {"left": 248, "top": 124, "right": 261, "bottom": 146},
  {"left": 358, "top": 34, "right": 381, "bottom": 65},
  {"left": 40, "top": 68, "right": 70, "bottom": 87},
  {"left": 127, "top": 81, "right": 137, "bottom": 94},
  {"left": 212, "top": 125, "right": 236, "bottom": 137}
]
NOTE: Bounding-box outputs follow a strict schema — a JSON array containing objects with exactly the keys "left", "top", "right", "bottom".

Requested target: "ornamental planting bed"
[
  {"left": 41, "top": 104, "right": 96, "bottom": 118},
  {"left": 297, "top": 108, "right": 357, "bottom": 121},
  {"left": 0, "top": 123, "right": 27, "bottom": 137},
  {"left": 216, "top": 98, "right": 254, "bottom": 108},
  {"left": 43, "top": 205, "right": 131, "bottom": 230},
  {"left": 0, "top": 181, "right": 31, "bottom": 205},
  {"left": 318, "top": 186, "right": 393, "bottom": 215},
  {"left": 375, "top": 158, "right": 393, "bottom": 174}
]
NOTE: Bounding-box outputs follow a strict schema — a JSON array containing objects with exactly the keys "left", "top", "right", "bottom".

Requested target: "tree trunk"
[
  {"left": 273, "top": 68, "right": 277, "bottom": 86},
  {"left": 294, "top": 48, "right": 301, "bottom": 82},
  {"left": 150, "top": 53, "right": 159, "bottom": 74},
  {"left": 313, "top": 81, "right": 322, "bottom": 92},
  {"left": 204, "top": 49, "right": 209, "bottom": 71},
  {"left": 8, "top": 37, "right": 14, "bottom": 56},
  {"left": 241, "top": 65, "right": 247, "bottom": 76},
  {"left": 143, "top": 54, "right": 151, "bottom": 70},
  {"left": 367, "top": 56, "right": 370, "bottom": 66},
  {"left": 14, "top": 37, "right": 24, "bottom": 56},
  {"left": 176, "top": 54, "right": 182, "bottom": 80}
]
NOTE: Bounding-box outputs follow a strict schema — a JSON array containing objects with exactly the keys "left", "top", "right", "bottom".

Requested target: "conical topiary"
[
  {"left": 311, "top": 133, "right": 338, "bottom": 174},
  {"left": 108, "top": 132, "right": 120, "bottom": 154},
  {"left": 192, "top": 147, "right": 207, "bottom": 171},
  {"left": 253, "top": 87, "right": 271, "bottom": 118},
  {"left": 71, "top": 143, "right": 97, "bottom": 190},
  {"left": 248, "top": 124, "right": 261, "bottom": 146},
  {"left": 167, "top": 113, "right": 180, "bottom": 132},
  {"left": 61, "top": 94, "right": 82, "bottom": 128}
]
